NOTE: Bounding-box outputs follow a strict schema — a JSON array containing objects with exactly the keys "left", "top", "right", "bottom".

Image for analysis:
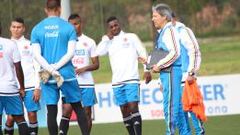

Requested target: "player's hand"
[
  {"left": 19, "top": 88, "right": 25, "bottom": 98},
  {"left": 52, "top": 70, "right": 64, "bottom": 87},
  {"left": 33, "top": 88, "right": 41, "bottom": 102},
  {"left": 144, "top": 72, "right": 152, "bottom": 84},
  {"left": 152, "top": 64, "right": 160, "bottom": 73},
  {"left": 138, "top": 57, "right": 147, "bottom": 64},
  {"left": 39, "top": 69, "right": 51, "bottom": 83},
  {"left": 187, "top": 75, "right": 195, "bottom": 84},
  {"left": 75, "top": 67, "right": 86, "bottom": 75}
]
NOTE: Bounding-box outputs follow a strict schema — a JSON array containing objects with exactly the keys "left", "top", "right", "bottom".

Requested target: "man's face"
[
  {"left": 152, "top": 11, "right": 166, "bottom": 29},
  {"left": 69, "top": 18, "right": 81, "bottom": 35},
  {"left": 107, "top": 20, "right": 121, "bottom": 36},
  {"left": 10, "top": 21, "right": 25, "bottom": 39}
]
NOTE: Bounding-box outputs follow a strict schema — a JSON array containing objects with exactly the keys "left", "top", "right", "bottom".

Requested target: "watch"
[{"left": 188, "top": 72, "right": 195, "bottom": 76}]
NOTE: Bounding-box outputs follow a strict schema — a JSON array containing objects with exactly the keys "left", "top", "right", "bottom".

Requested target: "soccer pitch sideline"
[{"left": 13, "top": 114, "right": 239, "bottom": 135}]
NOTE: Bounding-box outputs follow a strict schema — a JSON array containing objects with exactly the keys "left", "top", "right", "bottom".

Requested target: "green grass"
[{"left": 24, "top": 114, "right": 238, "bottom": 135}]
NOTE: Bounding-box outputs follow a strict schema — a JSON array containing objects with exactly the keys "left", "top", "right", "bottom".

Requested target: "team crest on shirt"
[
  {"left": 22, "top": 45, "right": 30, "bottom": 56},
  {"left": 0, "top": 44, "right": 3, "bottom": 58},
  {"left": 83, "top": 42, "right": 88, "bottom": 47},
  {"left": 122, "top": 37, "right": 130, "bottom": 48}
]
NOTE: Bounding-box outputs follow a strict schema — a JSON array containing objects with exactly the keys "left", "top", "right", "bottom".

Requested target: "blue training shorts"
[
  {"left": 113, "top": 83, "right": 140, "bottom": 106},
  {"left": 24, "top": 89, "right": 41, "bottom": 112},
  {"left": 41, "top": 80, "right": 81, "bottom": 105},
  {"left": 0, "top": 96, "right": 24, "bottom": 115},
  {"left": 80, "top": 87, "right": 97, "bottom": 107}
]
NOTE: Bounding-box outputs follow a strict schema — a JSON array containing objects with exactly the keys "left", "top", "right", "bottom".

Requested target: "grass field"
[
  {"left": 25, "top": 114, "right": 240, "bottom": 135},
  {"left": 14, "top": 36, "right": 240, "bottom": 135}
]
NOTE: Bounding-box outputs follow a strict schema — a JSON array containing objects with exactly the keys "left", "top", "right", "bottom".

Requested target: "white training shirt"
[
  {"left": 12, "top": 36, "right": 39, "bottom": 90},
  {"left": 96, "top": 31, "right": 147, "bottom": 86},
  {"left": 72, "top": 34, "right": 97, "bottom": 87},
  {"left": 0, "top": 37, "right": 21, "bottom": 96}
]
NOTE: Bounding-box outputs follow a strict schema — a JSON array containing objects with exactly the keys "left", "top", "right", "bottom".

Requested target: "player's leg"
[
  {"left": 120, "top": 104, "right": 135, "bottom": 135},
  {"left": 5, "top": 96, "right": 28, "bottom": 135},
  {"left": 41, "top": 83, "right": 59, "bottom": 135},
  {"left": 0, "top": 101, "right": 3, "bottom": 135},
  {"left": 61, "top": 81, "right": 89, "bottom": 135},
  {"left": 27, "top": 112, "right": 38, "bottom": 135},
  {"left": 177, "top": 83, "right": 191, "bottom": 135},
  {"left": 125, "top": 83, "right": 142, "bottom": 135},
  {"left": 81, "top": 87, "right": 97, "bottom": 133},
  {"left": 114, "top": 85, "right": 135, "bottom": 135},
  {"left": 24, "top": 90, "right": 41, "bottom": 135},
  {"left": 4, "top": 115, "right": 14, "bottom": 135},
  {"left": 190, "top": 112, "right": 205, "bottom": 135},
  {"left": 160, "top": 70, "right": 178, "bottom": 135},
  {"left": 59, "top": 98, "right": 73, "bottom": 135},
  {"left": 0, "top": 115, "right": 3, "bottom": 135}
]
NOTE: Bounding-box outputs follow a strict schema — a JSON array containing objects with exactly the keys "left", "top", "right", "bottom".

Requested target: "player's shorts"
[
  {"left": 24, "top": 89, "right": 41, "bottom": 112},
  {"left": 41, "top": 80, "right": 81, "bottom": 105},
  {"left": 80, "top": 87, "right": 97, "bottom": 107},
  {"left": 0, "top": 96, "right": 24, "bottom": 115},
  {"left": 113, "top": 83, "right": 140, "bottom": 106},
  {"left": 62, "top": 87, "right": 97, "bottom": 107}
]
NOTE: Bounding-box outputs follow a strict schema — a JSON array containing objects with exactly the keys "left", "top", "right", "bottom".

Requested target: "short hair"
[
  {"left": 68, "top": 13, "right": 81, "bottom": 22},
  {"left": 106, "top": 16, "right": 118, "bottom": 24},
  {"left": 152, "top": 3, "right": 172, "bottom": 21},
  {"left": 12, "top": 17, "right": 25, "bottom": 25},
  {"left": 46, "top": 0, "right": 61, "bottom": 9}
]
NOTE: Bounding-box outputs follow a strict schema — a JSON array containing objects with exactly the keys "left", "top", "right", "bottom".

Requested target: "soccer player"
[
  {"left": 171, "top": 13, "right": 204, "bottom": 135},
  {"left": 30, "top": 0, "right": 89, "bottom": 135},
  {"left": 96, "top": 16, "right": 152, "bottom": 135},
  {"left": 59, "top": 14, "right": 99, "bottom": 135},
  {"left": 151, "top": 4, "right": 187, "bottom": 135},
  {"left": 4, "top": 17, "right": 41, "bottom": 135},
  {"left": 0, "top": 21, "right": 29, "bottom": 135}
]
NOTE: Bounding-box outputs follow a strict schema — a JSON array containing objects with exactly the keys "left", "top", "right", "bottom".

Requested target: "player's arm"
[
  {"left": 32, "top": 43, "right": 55, "bottom": 73},
  {"left": 14, "top": 62, "right": 25, "bottom": 97},
  {"left": 132, "top": 34, "right": 152, "bottom": 83},
  {"left": 76, "top": 41, "right": 99, "bottom": 74},
  {"left": 75, "top": 56, "right": 99, "bottom": 75},
  {"left": 12, "top": 41, "right": 25, "bottom": 97},
  {"left": 96, "top": 35, "right": 111, "bottom": 56},
  {"left": 153, "top": 28, "right": 180, "bottom": 72},
  {"left": 52, "top": 40, "right": 76, "bottom": 70},
  {"left": 33, "top": 59, "right": 41, "bottom": 102}
]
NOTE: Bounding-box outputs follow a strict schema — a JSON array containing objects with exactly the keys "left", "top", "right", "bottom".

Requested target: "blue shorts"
[
  {"left": 0, "top": 96, "right": 24, "bottom": 115},
  {"left": 80, "top": 88, "right": 97, "bottom": 107},
  {"left": 113, "top": 83, "right": 140, "bottom": 106},
  {"left": 23, "top": 90, "right": 41, "bottom": 112},
  {"left": 41, "top": 80, "right": 81, "bottom": 105}
]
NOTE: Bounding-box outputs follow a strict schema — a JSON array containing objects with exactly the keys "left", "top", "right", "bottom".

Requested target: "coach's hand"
[
  {"left": 144, "top": 72, "right": 152, "bottom": 84},
  {"left": 152, "top": 64, "right": 160, "bottom": 73},
  {"left": 187, "top": 75, "right": 195, "bottom": 84}
]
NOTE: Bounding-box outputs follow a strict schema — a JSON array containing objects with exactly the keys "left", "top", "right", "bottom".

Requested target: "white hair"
[{"left": 152, "top": 3, "right": 172, "bottom": 21}]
